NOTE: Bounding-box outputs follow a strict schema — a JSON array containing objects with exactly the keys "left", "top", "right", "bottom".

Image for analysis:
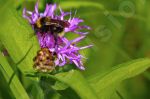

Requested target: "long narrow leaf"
[
  {"left": 0, "top": 53, "right": 30, "bottom": 99},
  {"left": 88, "top": 58, "right": 150, "bottom": 99}
]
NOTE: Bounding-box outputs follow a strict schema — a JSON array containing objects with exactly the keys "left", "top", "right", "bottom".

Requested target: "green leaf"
[
  {"left": 0, "top": 53, "right": 30, "bottom": 99},
  {"left": 52, "top": 81, "right": 68, "bottom": 90},
  {"left": 29, "top": 83, "right": 44, "bottom": 99},
  {"left": 143, "top": 71, "right": 150, "bottom": 81},
  {"left": 60, "top": 1, "right": 104, "bottom": 10},
  {"left": 26, "top": 70, "right": 99, "bottom": 99},
  {"left": 54, "top": 70, "right": 99, "bottom": 99},
  {"left": 0, "top": 4, "right": 45, "bottom": 99},
  {"left": 88, "top": 58, "right": 150, "bottom": 99},
  {"left": 0, "top": 5, "right": 39, "bottom": 73}
]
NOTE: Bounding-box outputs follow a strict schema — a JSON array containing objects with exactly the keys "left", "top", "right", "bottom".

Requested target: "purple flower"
[
  {"left": 23, "top": 2, "right": 92, "bottom": 70},
  {"left": 55, "top": 36, "right": 93, "bottom": 70}
]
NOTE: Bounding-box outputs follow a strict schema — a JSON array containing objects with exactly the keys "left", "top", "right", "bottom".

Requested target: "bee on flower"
[{"left": 23, "top": 1, "right": 92, "bottom": 72}]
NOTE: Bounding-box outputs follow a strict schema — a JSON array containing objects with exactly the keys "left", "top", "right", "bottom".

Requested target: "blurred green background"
[{"left": 0, "top": 0, "right": 150, "bottom": 99}]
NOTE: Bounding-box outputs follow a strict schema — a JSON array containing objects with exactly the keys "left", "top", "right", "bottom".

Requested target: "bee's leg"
[{"left": 8, "top": 44, "right": 33, "bottom": 85}]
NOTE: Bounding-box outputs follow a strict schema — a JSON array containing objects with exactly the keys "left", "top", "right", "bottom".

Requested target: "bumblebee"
[
  {"left": 33, "top": 47, "right": 57, "bottom": 72},
  {"left": 34, "top": 17, "right": 70, "bottom": 37}
]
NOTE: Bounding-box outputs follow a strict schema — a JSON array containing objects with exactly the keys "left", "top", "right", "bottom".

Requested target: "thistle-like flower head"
[{"left": 23, "top": 2, "right": 92, "bottom": 70}]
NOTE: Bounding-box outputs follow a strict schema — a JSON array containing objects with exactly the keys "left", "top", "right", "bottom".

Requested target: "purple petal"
[
  {"left": 31, "top": 13, "right": 39, "bottom": 23},
  {"left": 35, "top": 2, "right": 39, "bottom": 14},
  {"left": 72, "top": 60, "right": 85, "bottom": 70},
  {"left": 44, "top": 4, "right": 50, "bottom": 16},
  {"left": 72, "top": 36, "right": 86, "bottom": 43},
  {"left": 58, "top": 54, "right": 66, "bottom": 66},
  {"left": 55, "top": 59, "right": 60, "bottom": 66},
  {"left": 47, "top": 4, "right": 57, "bottom": 17},
  {"left": 59, "top": 7, "right": 71, "bottom": 20},
  {"left": 23, "top": 8, "right": 32, "bottom": 23},
  {"left": 69, "top": 18, "right": 83, "bottom": 26}
]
